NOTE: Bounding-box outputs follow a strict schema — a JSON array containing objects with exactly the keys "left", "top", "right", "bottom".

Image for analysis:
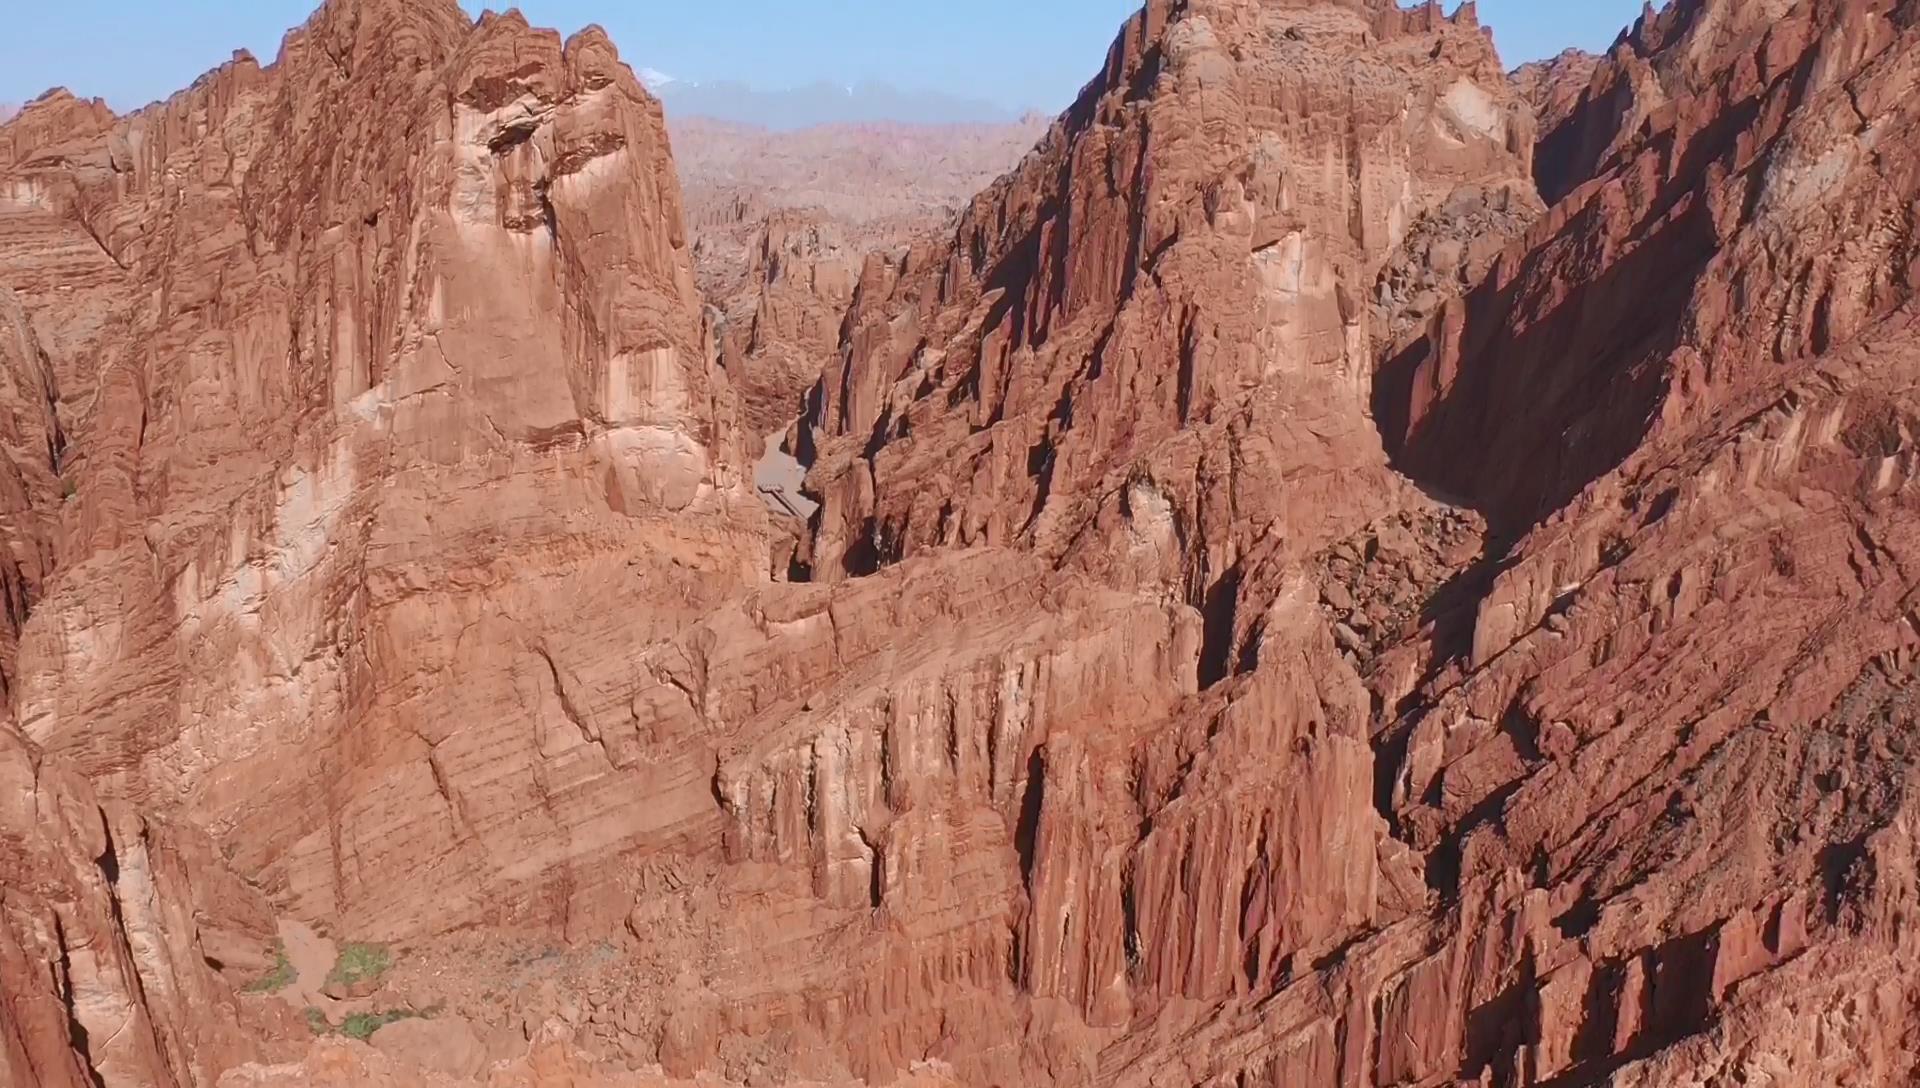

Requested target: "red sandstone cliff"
[
  {"left": 9, "top": 0, "right": 1920, "bottom": 1085},
  {"left": 799, "top": 0, "right": 1535, "bottom": 599},
  {"left": 789, "top": 0, "right": 1920, "bottom": 1081},
  {"left": 1510, "top": 48, "right": 1602, "bottom": 137},
  {"left": 672, "top": 116, "right": 1047, "bottom": 301},
  {"left": 672, "top": 117, "right": 1044, "bottom": 444},
  {"left": 0, "top": 725, "right": 288, "bottom": 1088},
  {"left": 1352, "top": 0, "right": 1920, "bottom": 1078},
  {"left": 714, "top": 212, "right": 863, "bottom": 442},
  {"left": 0, "top": 0, "right": 769, "bottom": 1079}
]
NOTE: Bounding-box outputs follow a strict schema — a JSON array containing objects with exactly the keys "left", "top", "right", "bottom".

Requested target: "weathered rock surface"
[
  {"left": 673, "top": 116, "right": 1045, "bottom": 303},
  {"left": 1, "top": 726, "right": 288, "bottom": 1088},
  {"left": 1372, "top": 178, "right": 1544, "bottom": 351},
  {"left": 674, "top": 118, "right": 1044, "bottom": 447},
  {"left": 0, "top": 10, "right": 768, "bottom": 1079},
  {"left": 1, "top": 0, "right": 768, "bottom": 938},
  {"left": 217, "top": 1029, "right": 963, "bottom": 1088},
  {"left": 799, "top": 0, "right": 1534, "bottom": 598},
  {"left": 715, "top": 212, "right": 862, "bottom": 442},
  {"left": 12, "top": 0, "right": 1920, "bottom": 1085},
  {"left": 1510, "top": 47, "right": 1602, "bottom": 136},
  {"left": 1359, "top": 0, "right": 1920, "bottom": 1082},
  {"left": 791, "top": 0, "right": 1920, "bottom": 1083}
]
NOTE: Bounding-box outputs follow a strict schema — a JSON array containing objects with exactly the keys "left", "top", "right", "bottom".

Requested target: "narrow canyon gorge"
[{"left": 6, "top": 0, "right": 1920, "bottom": 1085}]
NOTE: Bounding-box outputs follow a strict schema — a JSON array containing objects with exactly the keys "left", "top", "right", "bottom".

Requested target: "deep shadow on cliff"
[{"left": 12, "top": 0, "right": 1920, "bottom": 1085}]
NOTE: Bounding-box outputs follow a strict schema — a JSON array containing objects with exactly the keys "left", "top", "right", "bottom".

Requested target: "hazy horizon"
[{"left": 4, "top": 1, "right": 1654, "bottom": 126}]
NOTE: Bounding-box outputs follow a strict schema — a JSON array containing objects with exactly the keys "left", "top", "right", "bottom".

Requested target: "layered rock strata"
[{"left": 12, "top": 0, "right": 1920, "bottom": 1085}]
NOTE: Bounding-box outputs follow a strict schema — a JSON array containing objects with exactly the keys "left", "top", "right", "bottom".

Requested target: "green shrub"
[
  {"left": 339, "top": 1009, "right": 419, "bottom": 1041},
  {"left": 243, "top": 942, "right": 296, "bottom": 994},
  {"left": 325, "top": 942, "right": 392, "bottom": 990},
  {"left": 304, "top": 1006, "right": 426, "bottom": 1040}
]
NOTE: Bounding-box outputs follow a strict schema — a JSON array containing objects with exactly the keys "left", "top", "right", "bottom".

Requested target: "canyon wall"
[
  {"left": 674, "top": 117, "right": 1045, "bottom": 444},
  {"left": 7, "top": 0, "right": 1920, "bottom": 1085}
]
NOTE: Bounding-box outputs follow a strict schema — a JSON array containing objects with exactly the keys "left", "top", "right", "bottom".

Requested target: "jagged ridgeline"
[{"left": 8, "top": 1, "right": 1920, "bottom": 1086}]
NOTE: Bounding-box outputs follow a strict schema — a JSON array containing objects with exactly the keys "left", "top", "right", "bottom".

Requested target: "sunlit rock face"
[
  {"left": 12, "top": 0, "right": 1920, "bottom": 1085},
  {"left": 0, "top": 0, "right": 769, "bottom": 936}
]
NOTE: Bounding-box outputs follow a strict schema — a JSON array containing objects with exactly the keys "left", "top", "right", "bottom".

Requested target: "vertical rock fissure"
[{"left": 51, "top": 902, "right": 108, "bottom": 1088}]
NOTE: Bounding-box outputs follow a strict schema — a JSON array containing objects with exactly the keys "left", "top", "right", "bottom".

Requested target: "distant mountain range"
[
  {"left": 651, "top": 76, "right": 1030, "bottom": 129},
  {"left": 0, "top": 78, "right": 1029, "bottom": 134},
  {"left": 0, "top": 74, "right": 1024, "bottom": 133}
]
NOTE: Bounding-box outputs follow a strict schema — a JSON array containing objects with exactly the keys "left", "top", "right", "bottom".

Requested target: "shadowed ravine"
[{"left": 8, "top": 0, "right": 1920, "bottom": 1086}]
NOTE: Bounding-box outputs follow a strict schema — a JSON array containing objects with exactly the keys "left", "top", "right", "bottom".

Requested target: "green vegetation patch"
[
  {"left": 338, "top": 1008, "right": 421, "bottom": 1041},
  {"left": 243, "top": 941, "right": 296, "bottom": 994},
  {"left": 305, "top": 1006, "right": 428, "bottom": 1040},
  {"left": 325, "top": 942, "right": 393, "bottom": 990}
]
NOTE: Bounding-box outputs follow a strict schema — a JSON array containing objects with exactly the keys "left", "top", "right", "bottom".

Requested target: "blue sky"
[{"left": 4, "top": 1, "right": 1653, "bottom": 116}]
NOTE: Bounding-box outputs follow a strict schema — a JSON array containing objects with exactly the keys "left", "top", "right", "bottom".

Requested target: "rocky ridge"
[
  {"left": 796, "top": 0, "right": 1920, "bottom": 1082},
  {"left": 1510, "top": 47, "right": 1602, "bottom": 136},
  {"left": 673, "top": 117, "right": 1045, "bottom": 446},
  {"left": 672, "top": 116, "right": 1047, "bottom": 296},
  {"left": 8, "top": 0, "right": 1920, "bottom": 1086}
]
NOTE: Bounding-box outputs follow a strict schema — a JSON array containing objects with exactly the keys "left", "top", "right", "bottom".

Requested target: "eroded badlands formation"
[
  {"left": 674, "top": 117, "right": 1044, "bottom": 443},
  {"left": 7, "top": 0, "right": 1920, "bottom": 1085}
]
